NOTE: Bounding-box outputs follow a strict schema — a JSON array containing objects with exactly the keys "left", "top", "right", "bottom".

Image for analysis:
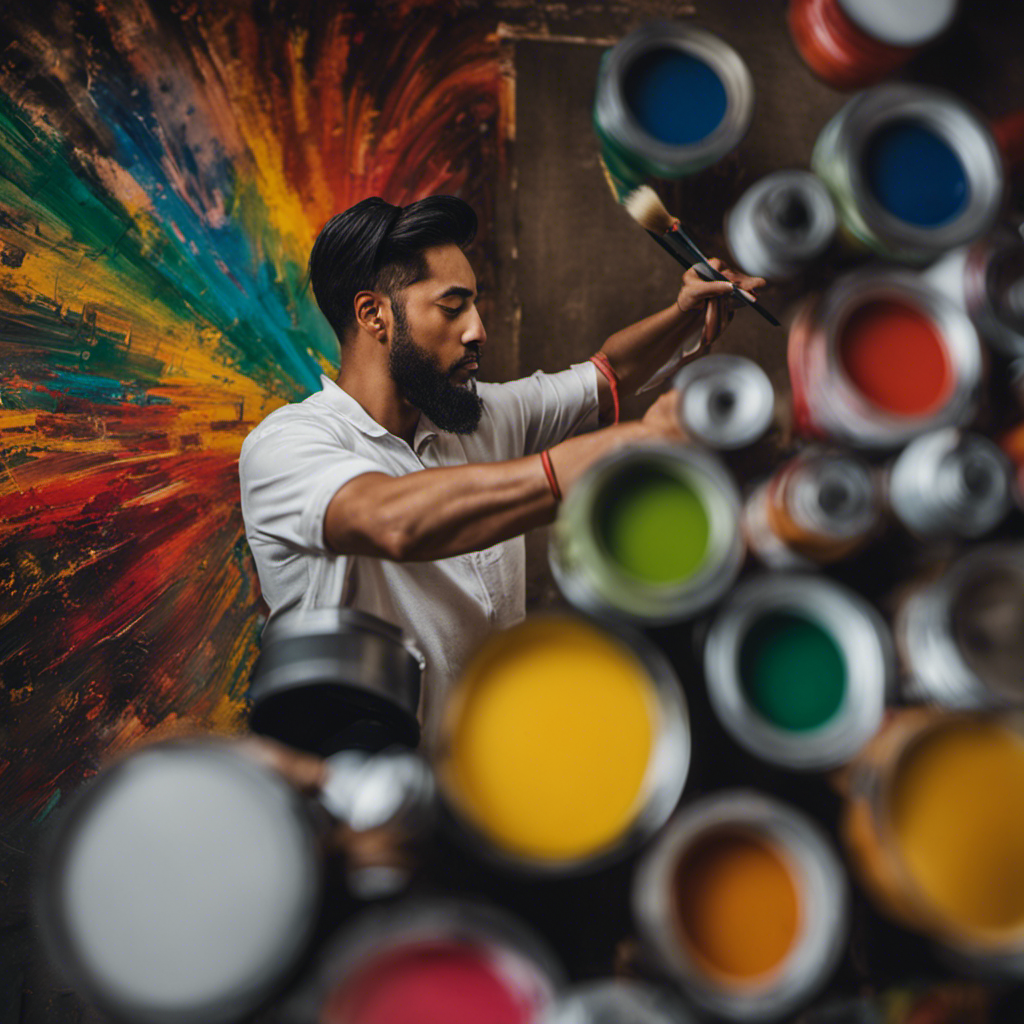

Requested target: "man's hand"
[
  {"left": 640, "top": 388, "right": 687, "bottom": 443},
  {"left": 676, "top": 258, "right": 767, "bottom": 348}
]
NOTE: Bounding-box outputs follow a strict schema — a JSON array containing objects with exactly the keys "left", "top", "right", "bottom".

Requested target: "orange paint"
[
  {"left": 839, "top": 299, "right": 952, "bottom": 416},
  {"left": 673, "top": 829, "right": 800, "bottom": 982}
]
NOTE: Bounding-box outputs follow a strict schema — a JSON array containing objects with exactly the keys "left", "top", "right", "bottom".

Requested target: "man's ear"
[{"left": 354, "top": 290, "right": 390, "bottom": 341}]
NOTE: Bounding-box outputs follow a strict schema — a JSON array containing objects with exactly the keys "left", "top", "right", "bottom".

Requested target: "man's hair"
[{"left": 308, "top": 195, "right": 477, "bottom": 342}]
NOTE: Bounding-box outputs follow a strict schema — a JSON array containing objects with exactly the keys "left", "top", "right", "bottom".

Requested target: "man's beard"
[{"left": 387, "top": 300, "right": 483, "bottom": 435}]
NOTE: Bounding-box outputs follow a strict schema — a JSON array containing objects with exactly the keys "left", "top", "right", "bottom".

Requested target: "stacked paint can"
[
  {"left": 789, "top": 0, "right": 959, "bottom": 90},
  {"left": 788, "top": 268, "right": 984, "bottom": 446},
  {"left": 703, "top": 575, "right": 891, "bottom": 770},
  {"left": 812, "top": 84, "right": 1004, "bottom": 263},
  {"left": 593, "top": 22, "right": 754, "bottom": 186},
  {"left": 634, "top": 791, "right": 848, "bottom": 1019},
  {"left": 743, "top": 448, "right": 881, "bottom": 567},
  {"left": 549, "top": 445, "right": 744, "bottom": 624},
  {"left": 842, "top": 709, "right": 1024, "bottom": 973}
]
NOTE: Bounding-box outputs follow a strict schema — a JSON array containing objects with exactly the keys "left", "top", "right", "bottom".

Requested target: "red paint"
[
  {"left": 839, "top": 299, "right": 952, "bottom": 416},
  {"left": 788, "top": 0, "right": 916, "bottom": 90},
  {"left": 323, "top": 942, "right": 532, "bottom": 1024}
]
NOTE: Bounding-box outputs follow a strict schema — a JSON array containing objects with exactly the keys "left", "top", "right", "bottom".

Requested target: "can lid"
[
  {"left": 675, "top": 354, "right": 775, "bottom": 449},
  {"left": 835, "top": 0, "right": 958, "bottom": 46}
]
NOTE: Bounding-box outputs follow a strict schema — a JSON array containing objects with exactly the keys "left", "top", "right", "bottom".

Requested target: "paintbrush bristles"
[{"left": 624, "top": 185, "right": 677, "bottom": 235}]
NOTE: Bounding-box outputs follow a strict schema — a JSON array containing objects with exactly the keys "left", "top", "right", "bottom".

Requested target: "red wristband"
[
  {"left": 540, "top": 449, "right": 562, "bottom": 502},
  {"left": 590, "top": 352, "right": 620, "bottom": 425}
]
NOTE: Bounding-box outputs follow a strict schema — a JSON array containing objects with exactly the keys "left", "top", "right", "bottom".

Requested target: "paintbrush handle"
[{"left": 667, "top": 225, "right": 782, "bottom": 329}]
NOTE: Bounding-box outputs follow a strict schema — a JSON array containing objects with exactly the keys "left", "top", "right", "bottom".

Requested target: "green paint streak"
[
  {"left": 739, "top": 612, "right": 846, "bottom": 732},
  {"left": 31, "top": 788, "right": 61, "bottom": 824},
  {"left": 596, "top": 465, "right": 710, "bottom": 583}
]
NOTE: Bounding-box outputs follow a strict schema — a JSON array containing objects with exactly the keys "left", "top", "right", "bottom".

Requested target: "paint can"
[
  {"left": 842, "top": 708, "right": 1024, "bottom": 972},
  {"left": 35, "top": 738, "right": 428, "bottom": 1024},
  {"left": 550, "top": 444, "right": 744, "bottom": 624},
  {"left": 673, "top": 354, "right": 775, "bottom": 449},
  {"left": 542, "top": 980, "right": 697, "bottom": 1024},
  {"left": 743, "top": 448, "right": 881, "bottom": 568},
  {"left": 308, "top": 900, "right": 562, "bottom": 1024},
  {"left": 788, "top": 268, "right": 984, "bottom": 448},
  {"left": 789, "top": 0, "right": 959, "bottom": 90},
  {"left": 593, "top": 22, "right": 754, "bottom": 182},
  {"left": 812, "top": 84, "right": 1004, "bottom": 263},
  {"left": 249, "top": 608, "right": 424, "bottom": 754},
  {"left": 434, "top": 613, "right": 690, "bottom": 874},
  {"left": 895, "top": 543, "right": 1024, "bottom": 709},
  {"left": 725, "top": 170, "right": 837, "bottom": 280},
  {"left": 924, "top": 226, "right": 1024, "bottom": 359},
  {"left": 704, "top": 574, "right": 892, "bottom": 770},
  {"left": 634, "top": 791, "right": 848, "bottom": 1020},
  {"left": 886, "top": 428, "right": 1014, "bottom": 540}
]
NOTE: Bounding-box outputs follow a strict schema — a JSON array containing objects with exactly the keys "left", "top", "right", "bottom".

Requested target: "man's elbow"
[{"left": 326, "top": 505, "right": 417, "bottom": 561}]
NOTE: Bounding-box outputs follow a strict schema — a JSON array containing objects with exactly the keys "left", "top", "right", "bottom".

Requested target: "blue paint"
[
  {"left": 623, "top": 49, "right": 728, "bottom": 146},
  {"left": 864, "top": 120, "right": 969, "bottom": 227},
  {"left": 32, "top": 789, "right": 61, "bottom": 824}
]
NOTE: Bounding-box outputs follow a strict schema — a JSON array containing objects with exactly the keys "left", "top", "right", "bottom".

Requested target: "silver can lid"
[{"left": 674, "top": 354, "right": 775, "bottom": 449}]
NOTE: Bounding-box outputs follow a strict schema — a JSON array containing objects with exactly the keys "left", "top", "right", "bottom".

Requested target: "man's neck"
[{"left": 335, "top": 355, "right": 420, "bottom": 447}]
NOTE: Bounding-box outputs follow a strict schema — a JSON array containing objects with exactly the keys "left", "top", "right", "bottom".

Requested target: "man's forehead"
[{"left": 420, "top": 244, "right": 477, "bottom": 294}]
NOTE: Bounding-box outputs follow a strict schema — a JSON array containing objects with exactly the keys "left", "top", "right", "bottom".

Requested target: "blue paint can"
[
  {"left": 813, "top": 84, "right": 1004, "bottom": 263},
  {"left": 594, "top": 23, "right": 754, "bottom": 180}
]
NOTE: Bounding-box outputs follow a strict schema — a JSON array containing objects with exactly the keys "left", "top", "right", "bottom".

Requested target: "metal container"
[
  {"left": 542, "top": 980, "right": 697, "bottom": 1024},
  {"left": 743, "top": 448, "right": 881, "bottom": 568},
  {"left": 726, "top": 170, "right": 837, "bottom": 280},
  {"left": 841, "top": 708, "right": 1024, "bottom": 973},
  {"left": 895, "top": 543, "right": 1024, "bottom": 708},
  {"left": 925, "top": 227, "right": 1024, "bottom": 358},
  {"left": 887, "top": 429, "right": 1014, "bottom": 540},
  {"left": 673, "top": 354, "right": 775, "bottom": 449},
  {"left": 787, "top": 268, "right": 984, "bottom": 448},
  {"left": 35, "top": 739, "right": 431, "bottom": 1024},
  {"left": 789, "top": 0, "right": 959, "bottom": 90},
  {"left": 813, "top": 84, "right": 1004, "bottom": 263},
  {"left": 550, "top": 444, "right": 745, "bottom": 625},
  {"left": 634, "top": 791, "right": 848, "bottom": 1021},
  {"left": 303, "top": 900, "right": 562, "bottom": 1024},
  {"left": 704, "top": 574, "right": 892, "bottom": 770},
  {"left": 250, "top": 607, "right": 424, "bottom": 754},
  {"left": 594, "top": 22, "right": 754, "bottom": 180},
  {"left": 435, "top": 613, "right": 691, "bottom": 875}
]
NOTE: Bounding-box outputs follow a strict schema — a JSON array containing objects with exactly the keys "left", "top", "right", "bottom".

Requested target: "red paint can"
[{"left": 789, "top": 0, "right": 958, "bottom": 90}]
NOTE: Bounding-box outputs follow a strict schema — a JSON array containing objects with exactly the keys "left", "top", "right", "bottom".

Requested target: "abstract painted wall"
[{"left": 0, "top": 0, "right": 508, "bottom": 849}]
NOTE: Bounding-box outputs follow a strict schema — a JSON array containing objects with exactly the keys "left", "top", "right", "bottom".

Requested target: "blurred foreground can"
[{"left": 634, "top": 790, "right": 848, "bottom": 1020}]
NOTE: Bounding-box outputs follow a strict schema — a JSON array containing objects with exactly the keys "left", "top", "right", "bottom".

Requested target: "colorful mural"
[{"left": 0, "top": 0, "right": 507, "bottom": 831}]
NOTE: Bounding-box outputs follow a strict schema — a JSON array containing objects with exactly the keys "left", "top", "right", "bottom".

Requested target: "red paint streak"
[
  {"left": 839, "top": 299, "right": 952, "bottom": 416},
  {"left": 323, "top": 943, "right": 532, "bottom": 1024}
]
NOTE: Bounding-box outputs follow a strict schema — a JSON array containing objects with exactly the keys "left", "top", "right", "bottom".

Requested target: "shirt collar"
[{"left": 320, "top": 374, "right": 439, "bottom": 453}]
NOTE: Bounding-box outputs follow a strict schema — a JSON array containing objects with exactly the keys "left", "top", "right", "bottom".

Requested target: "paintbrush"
[{"left": 624, "top": 186, "right": 781, "bottom": 328}]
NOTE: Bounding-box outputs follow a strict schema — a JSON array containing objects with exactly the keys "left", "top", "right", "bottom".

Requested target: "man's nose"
[{"left": 463, "top": 308, "right": 487, "bottom": 347}]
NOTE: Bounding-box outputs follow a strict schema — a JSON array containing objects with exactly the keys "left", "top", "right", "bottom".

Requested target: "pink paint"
[{"left": 323, "top": 941, "right": 533, "bottom": 1024}]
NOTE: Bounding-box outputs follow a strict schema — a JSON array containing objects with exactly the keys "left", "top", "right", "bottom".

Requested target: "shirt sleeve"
[
  {"left": 239, "top": 416, "right": 389, "bottom": 554},
  {"left": 481, "top": 361, "right": 601, "bottom": 459}
]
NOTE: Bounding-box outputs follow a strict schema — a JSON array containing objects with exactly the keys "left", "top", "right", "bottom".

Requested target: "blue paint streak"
[
  {"left": 32, "top": 788, "right": 61, "bottom": 823},
  {"left": 44, "top": 370, "right": 170, "bottom": 406},
  {"left": 624, "top": 49, "right": 728, "bottom": 146},
  {"left": 864, "top": 121, "right": 969, "bottom": 227}
]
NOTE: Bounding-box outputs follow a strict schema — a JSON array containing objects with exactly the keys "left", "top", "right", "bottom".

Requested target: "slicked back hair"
[{"left": 308, "top": 195, "right": 477, "bottom": 343}]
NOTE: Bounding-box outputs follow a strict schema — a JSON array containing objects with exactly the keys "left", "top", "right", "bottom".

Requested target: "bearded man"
[{"left": 239, "top": 195, "right": 762, "bottom": 718}]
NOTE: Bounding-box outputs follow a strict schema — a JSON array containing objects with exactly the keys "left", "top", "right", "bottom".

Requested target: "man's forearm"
[
  {"left": 326, "top": 418, "right": 659, "bottom": 562},
  {"left": 598, "top": 302, "right": 702, "bottom": 397}
]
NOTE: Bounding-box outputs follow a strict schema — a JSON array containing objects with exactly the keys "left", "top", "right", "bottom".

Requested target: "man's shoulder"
[{"left": 240, "top": 390, "right": 355, "bottom": 460}]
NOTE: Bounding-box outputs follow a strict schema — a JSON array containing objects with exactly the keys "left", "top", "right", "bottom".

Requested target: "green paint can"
[
  {"left": 703, "top": 574, "right": 893, "bottom": 769},
  {"left": 550, "top": 445, "right": 744, "bottom": 625}
]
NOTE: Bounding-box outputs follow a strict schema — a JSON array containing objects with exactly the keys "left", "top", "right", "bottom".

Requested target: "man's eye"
[{"left": 440, "top": 306, "right": 462, "bottom": 316}]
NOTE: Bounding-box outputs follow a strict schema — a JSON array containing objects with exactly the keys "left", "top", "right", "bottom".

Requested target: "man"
[{"left": 239, "top": 195, "right": 763, "bottom": 720}]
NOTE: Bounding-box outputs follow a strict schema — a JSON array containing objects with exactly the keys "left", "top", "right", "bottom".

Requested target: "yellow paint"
[
  {"left": 890, "top": 718, "right": 1024, "bottom": 935},
  {"left": 441, "top": 616, "right": 659, "bottom": 860},
  {"left": 674, "top": 829, "right": 800, "bottom": 982}
]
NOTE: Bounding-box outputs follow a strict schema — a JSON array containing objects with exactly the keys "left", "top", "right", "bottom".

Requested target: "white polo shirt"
[{"left": 239, "top": 363, "right": 600, "bottom": 720}]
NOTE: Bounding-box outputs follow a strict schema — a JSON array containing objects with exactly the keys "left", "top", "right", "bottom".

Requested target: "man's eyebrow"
[{"left": 435, "top": 285, "right": 476, "bottom": 301}]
